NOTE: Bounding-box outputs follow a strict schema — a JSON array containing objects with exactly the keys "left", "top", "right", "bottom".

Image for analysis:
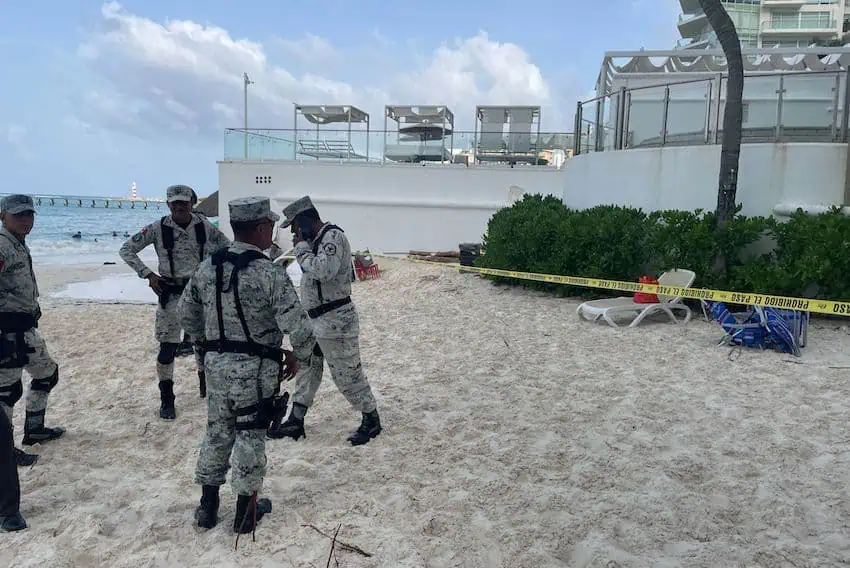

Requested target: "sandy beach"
[{"left": 3, "top": 257, "right": 850, "bottom": 567}]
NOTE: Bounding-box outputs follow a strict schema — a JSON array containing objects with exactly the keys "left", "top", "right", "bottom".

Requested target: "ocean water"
[{"left": 18, "top": 197, "right": 171, "bottom": 266}]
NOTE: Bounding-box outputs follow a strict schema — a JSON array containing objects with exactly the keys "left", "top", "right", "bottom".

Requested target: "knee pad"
[
  {"left": 30, "top": 367, "right": 59, "bottom": 393},
  {"left": 158, "top": 343, "right": 178, "bottom": 365},
  {"left": 0, "top": 380, "right": 23, "bottom": 406}
]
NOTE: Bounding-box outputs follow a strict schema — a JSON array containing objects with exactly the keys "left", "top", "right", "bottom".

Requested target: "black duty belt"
[
  {"left": 307, "top": 297, "right": 351, "bottom": 319},
  {"left": 201, "top": 339, "right": 283, "bottom": 362}
]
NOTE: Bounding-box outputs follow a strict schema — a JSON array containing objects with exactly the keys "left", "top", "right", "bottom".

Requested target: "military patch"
[
  {"left": 132, "top": 233, "right": 143, "bottom": 243},
  {"left": 323, "top": 243, "right": 337, "bottom": 256}
]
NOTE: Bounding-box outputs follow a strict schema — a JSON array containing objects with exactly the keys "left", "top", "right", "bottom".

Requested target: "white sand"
[{"left": 3, "top": 258, "right": 850, "bottom": 567}]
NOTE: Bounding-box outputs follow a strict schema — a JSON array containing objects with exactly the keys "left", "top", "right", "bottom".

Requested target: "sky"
[{"left": 0, "top": 0, "right": 682, "bottom": 198}]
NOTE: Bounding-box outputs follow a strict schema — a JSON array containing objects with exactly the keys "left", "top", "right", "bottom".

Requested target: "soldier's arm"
[
  {"left": 177, "top": 273, "right": 206, "bottom": 338},
  {"left": 119, "top": 223, "right": 158, "bottom": 278},
  {"left": 271, "top": 267, "right": 315, "bottom": 361},
  {"left": 294, "top": 229, "right": 344, "bottom": 282}
]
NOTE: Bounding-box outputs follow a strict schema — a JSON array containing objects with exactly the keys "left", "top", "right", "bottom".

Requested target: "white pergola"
[
  {"left": 292, "top": 104, "right": 371, "bottom": 160},
  {"left": 383, "top": 105, "right": 455, "bottom": 164}
]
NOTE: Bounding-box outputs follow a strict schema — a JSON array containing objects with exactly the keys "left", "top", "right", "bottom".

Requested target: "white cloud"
[
  {"left": 74, "top": 2, "right": 566, "bottom": 142},
  {"left": 4, "top": 124, "right": 31, "bottom": 160}
]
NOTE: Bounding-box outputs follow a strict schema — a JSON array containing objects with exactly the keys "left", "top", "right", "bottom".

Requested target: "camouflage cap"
[
  {"left": 1, "top": 194, "right": 36, "bottom": 215},
  {"left": 229, "top": 196, "right": 281, "bottom": 223},
  {"left": 280, "top": 195, "right": 316, "bottom": 228},
  {"left": 166, "top": 184, "right": 195, "bottom": 203}
]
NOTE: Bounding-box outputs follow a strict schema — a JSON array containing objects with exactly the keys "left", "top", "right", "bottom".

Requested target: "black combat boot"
[
  {"left": 1, "top": 512, "right": 27, "bottom": 532},
  {"left": 198, "top": 371, "right": 206, "bottom": 399},
  {"left": 194, "top": 485, "right": 219, "bottom": 529},
  {"left": 14, "top": 448, "right": 38, "bottom": 467},
  {"left": 158, "top": 380, "right": 176, "bottom": 420},
  {"left": 233, "top": 493, "right": 272, "bottom": 534},
  {"left": 266, "top": 402, "right": 306, "bottom": 441},
  {"left": 22, "top": 410, "right": 66, "bottom": 446},
  {"left": 347, "top": 409, "right": 382, "bottom": 446}
]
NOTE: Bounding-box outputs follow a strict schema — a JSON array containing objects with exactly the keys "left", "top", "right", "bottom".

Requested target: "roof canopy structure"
[
  {"left": 597, "top": 47, "right": 850, "bottom": 95},
  {"left": 384, "top": 105, "right": 454, "bottom": 126},
  {"left": 292, "top": 104, "right": 371, "bottom": 161},
  {"left": 382, "top": 105, "right": 455, "bottom": 164},
  {"left": 293, "top": 104, "right": 369, "bottom": 125}
]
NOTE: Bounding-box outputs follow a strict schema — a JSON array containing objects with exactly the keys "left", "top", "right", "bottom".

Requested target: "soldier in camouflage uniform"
[
  {"left": 0, "top": 195, "right": 65, "bottom": 467},
  {"left": 267, "top": 195, "right": 381, "bottom": 446},
  {"left": 178, "top": 196, "right": 316, "bottom": 534},
  {"left": 119, "top": 185, "right": 230, "bottom": 420}
]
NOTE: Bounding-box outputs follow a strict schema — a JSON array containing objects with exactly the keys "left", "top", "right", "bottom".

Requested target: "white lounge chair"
[{"left": 576, "top": 269, "right": 697, "bottom": 328}]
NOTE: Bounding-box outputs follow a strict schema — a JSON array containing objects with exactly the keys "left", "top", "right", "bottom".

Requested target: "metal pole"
[
  {"left": 594, "top": 99, "right": 604, "bottom": 152},
  {"left": 243, "top": 72, "right": 253, "bottom": 159},
  {"left": 383, "top": 109, "right": 388, "bottom": 165},
  {"left": 623, "top": 92, "right": 632, "bottom": 149},
  {"left": 832, "top": 71, "right": 842, "bottom": 142},
  {"left": 293, "top": 104, "right": 298, "bottom": 160},
  {"left": 573, "top": 101, "right": 583, "bottom": 156},
  {"left": 472, "top": 107, "right": 479, "bottom": 165},
  {"left": 366, "top": 115, "right": 370, "bottom": 162},
  {"left": 536, "top": 108, "right": 541, "bottom": 164},
  {"left": 660, "top": 86, "right": 670, "bottom": 147},
  {"left": 714, "top": 73, "right": 723, "bottom": 144},
  {"left": 347, "top": 108, "right": 352, "bottom": 161},
  {"left": 442, "top": 114, "right": 446, "bottom": 164},
  {"left": 775, "top": 75, "right": 785, "bottom": 142},
  {"left": 704, "top": 79, "right": 713, "bottom": 144},
  {"left": 615, "top": 87, "right": 626, "bottom": 150}
]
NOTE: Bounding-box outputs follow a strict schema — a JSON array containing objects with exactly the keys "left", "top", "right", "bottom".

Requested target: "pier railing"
[
  {"left": 222, "top": 128, "right": 581, "bottom": 166},
  {"left": 27, "top": 196, "right": 166, "bottom": 209},
  {"left": 574, "top": 68, "right": 850, "bottom": 154}
]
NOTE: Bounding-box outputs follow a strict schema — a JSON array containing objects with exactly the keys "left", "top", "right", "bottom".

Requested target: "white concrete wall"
[
  {"left": 562, "top": 143, "right": 847, "bottom": 216},
  {"left": 217, "top": 161, "right": 563, "bottom": 252}
]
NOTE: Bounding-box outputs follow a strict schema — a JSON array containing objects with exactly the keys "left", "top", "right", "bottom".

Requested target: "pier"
[{"left": 31, "top": 196, "right": 166, "bottom": 210}]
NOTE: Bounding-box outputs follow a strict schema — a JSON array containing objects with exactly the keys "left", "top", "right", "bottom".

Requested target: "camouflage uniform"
[
  {"left": 178, "top": 196, "right": 316, "bottom": 533},
  {"left": 0, "top": 195, "right": 64, "bottom": 465},
  {"left": 119, "top": 185, "right": 230, "bottom": 418},
  {"left": 269, "top": 195, "right": 381, "bottom": 446}
]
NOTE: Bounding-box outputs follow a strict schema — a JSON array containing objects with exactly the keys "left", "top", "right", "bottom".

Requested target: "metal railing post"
[
  {"left": 594, "top": 98, "right": 604, "bottom": 152},
  {"left": 714, "top": 73, "right": 723, "bottom": 144},
  {"left": 841, "top": 70, "right": 850, "bottom": 143},
  {"left": 832, "top": 71, "right": 841, "bottom": 142},
  {"left": 573, "top": 101, "right": 583, "bottom": 156},
  {"left": 623, "top": 91, "right": 632, "bottom": 149},
  {"left": 660, "top": 86, "right": 670, "bottom": 147},
  {"left": 703, "top": 79, "right": 713, "bottom": 144},
  {"left": 775, "top": 75, "right": 785, "bottom": 142}
]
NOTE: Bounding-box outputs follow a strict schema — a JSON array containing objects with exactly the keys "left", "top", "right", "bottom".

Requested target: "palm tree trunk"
[{"left": 698, "top": 0, "right": 744, "bottom": 273}]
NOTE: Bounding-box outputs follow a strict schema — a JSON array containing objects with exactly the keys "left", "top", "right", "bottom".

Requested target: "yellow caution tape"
[{"left": 375, "top": 254, "right": 850, "bottom": 318}]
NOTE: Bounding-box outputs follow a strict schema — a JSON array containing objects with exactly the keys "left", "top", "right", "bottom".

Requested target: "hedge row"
[{"left": 473, "top": 194, "right": 850, "bottom": 302}]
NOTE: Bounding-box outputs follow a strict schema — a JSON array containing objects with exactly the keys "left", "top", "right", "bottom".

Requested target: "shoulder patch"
[
  {"left": 132, "top": 232, "right": 143, "bottom": 243},
  {"left": 323, "top": 242, "right": 338, "bottom": 256}
]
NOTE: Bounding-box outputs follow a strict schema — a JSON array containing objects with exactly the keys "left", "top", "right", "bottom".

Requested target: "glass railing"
[
  {"left": 763, "top": 18, "right": 837, "bottom": 30},
  {"left": 574, "top": 68, "right": 849, "bottom": 154},
  {"left": 223, "top": 128, "right": 578, "bottom": 166}
]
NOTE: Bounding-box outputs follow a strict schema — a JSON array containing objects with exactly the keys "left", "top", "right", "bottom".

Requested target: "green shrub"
[{"left": 475, "top": 195, "right": 850, "bottom": 303}]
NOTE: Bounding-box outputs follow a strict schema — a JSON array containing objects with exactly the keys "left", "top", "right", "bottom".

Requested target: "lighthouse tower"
[{"left": 130, "top": 182, "right": 138, "bottom": 200}]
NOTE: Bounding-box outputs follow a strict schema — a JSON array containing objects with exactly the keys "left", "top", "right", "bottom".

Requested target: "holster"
[
  {"left": 266, "top": 391, "right": 290, "bottom": 432},
  {"left": 158, "top": 279, "right": 188, "bottom": 309},
  {"left": 0, "top": 312, "right": 37, "bottom": 369}
]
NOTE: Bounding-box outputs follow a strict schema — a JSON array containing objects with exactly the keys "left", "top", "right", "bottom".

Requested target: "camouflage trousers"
[
  {"left": 0, "top": 329, "right": 59, "bottom": 429},
  {"left": 291, "top": 303, "right": 377, "bottom": 413},
  {"left": 195, "top": 352, "right": 279, "bottom": 496},
  {"left": 155, "top": 294, "right": 204, "bottom": 384}
]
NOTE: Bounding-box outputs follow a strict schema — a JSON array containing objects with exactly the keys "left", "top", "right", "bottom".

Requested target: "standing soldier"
[
  {"left": 267, "top": 196, "right": 381, "bottom": 446},
  {"left": 0, "top": 195, "right": 65, "bottom": 467},
  {"left": 178, "top": 196, "right": 316, "bottom": 534},
  {"left": 119, "top": 185, "right": 230, "bottom": 420}
]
